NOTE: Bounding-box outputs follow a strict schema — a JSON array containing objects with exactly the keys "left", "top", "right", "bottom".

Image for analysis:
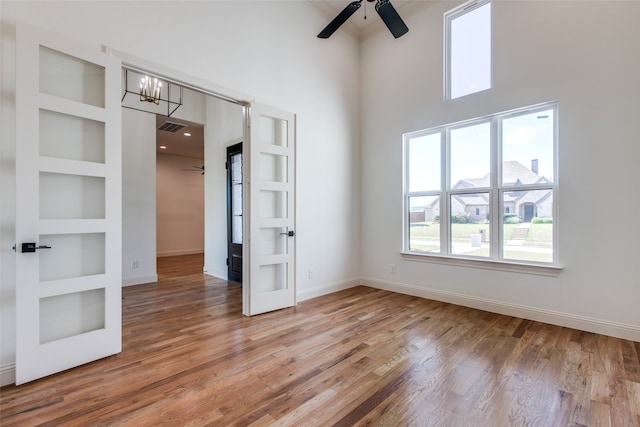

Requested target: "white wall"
[
  {"left": 360, "top": 1, "right": 640, "bottom": 340},
  {"left": 203, "top": 97, "right": 244, "bottom": 280},
  {"left": 122, "top": 108, "right": 157, "bottom": 286},
  {"left": 156, "top": 153, "right": 205, "bottom": 257},
  {"left": 171, "top": 88, "right": 206, "bottom": 125},
  {"left": 0, "top": 0, "right": 361, "bottom": 383}
]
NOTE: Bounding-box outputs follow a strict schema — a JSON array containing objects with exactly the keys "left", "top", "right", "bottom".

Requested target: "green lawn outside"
[
  {"left": 410, "top": 222, "right": 552, "bottom": 244},
  {"left": 410, "top": 243, "right": 440, "bottom": 252},
  {"left": 522, "top": 224, "right": 553, "bottom": 247},
  {"left": 410, "top": 222, "right": 492, "bottom": 242}
]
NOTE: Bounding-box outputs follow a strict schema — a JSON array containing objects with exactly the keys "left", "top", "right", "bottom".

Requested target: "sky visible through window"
[
  {"left": 502, "top": 110, "right": 554, "bottom": 182},
  {"left": 450, "top": 122, "right": 490, "bottom": 185},
  {"left": 450, "top": 2, "right": 492, "bottom": 99}
]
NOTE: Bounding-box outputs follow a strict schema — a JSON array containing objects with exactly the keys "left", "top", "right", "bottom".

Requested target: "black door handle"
[
  {"left": 279, "top": 231, "right": 295, "bottom": 237},
  {"left": 21, "top": 243, "right": 52, "bottom": 253}
]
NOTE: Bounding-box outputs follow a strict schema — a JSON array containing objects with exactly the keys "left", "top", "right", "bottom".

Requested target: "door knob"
[
  {"left": 21, "top": 243, "right": 52, "bottom": 253},
  {"left": 279, "top": 231, "right": 295, "bottom": 237}
]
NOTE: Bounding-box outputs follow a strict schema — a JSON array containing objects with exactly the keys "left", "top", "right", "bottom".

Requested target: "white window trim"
[
  {"left": 401, "top": 251, "right": 562, "bottom": 277},
  {"left": 444, "top": 0, "right": 493, "bottom": 100},
  {"left": 402, "top": 102, "right": 560, "bottom": 274}
]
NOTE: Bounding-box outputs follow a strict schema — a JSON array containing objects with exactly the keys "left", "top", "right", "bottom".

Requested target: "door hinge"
[
  {"left": 226, "top": 258, "right": 229, "bottom": 266},
  {"left": 225, "top": 162, "right": 228, "bottom": 170}
]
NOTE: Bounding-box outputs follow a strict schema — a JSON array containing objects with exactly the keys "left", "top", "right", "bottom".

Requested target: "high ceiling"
[
  {"left": 154, "top": 0, "right": 438, "bottom": 160},
  {"left": 310, "top": 0, "right": 437, "bottom": 40}
]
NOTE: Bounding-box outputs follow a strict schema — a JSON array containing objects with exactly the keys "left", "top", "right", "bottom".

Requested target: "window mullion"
[
  {"left": 441, "top": 130, "right": 450, "bottom": 255},
  {"left": 491, "top": 117, "right": 501, "bottom": 259},
  {"left": 403, "top": 136, "right": 409, "bottom": 252},
  {"left": 449, "top": 187, "right": 491, "bottom": 195},
  {"left": 552, "top": 106, "right": 560, "bottom": 265}
]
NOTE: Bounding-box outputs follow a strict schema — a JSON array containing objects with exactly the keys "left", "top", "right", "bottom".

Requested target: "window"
[
  {"left": 404, "top": 103, "right": 557, "bottom": 266},
  {"left": 445, "top": 0, "right": 492, "bottom": 99}
]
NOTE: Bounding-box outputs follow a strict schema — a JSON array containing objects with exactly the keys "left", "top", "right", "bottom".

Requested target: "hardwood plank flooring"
[{"left": 1, "top": 254, "right": 639, "bottom": 426}]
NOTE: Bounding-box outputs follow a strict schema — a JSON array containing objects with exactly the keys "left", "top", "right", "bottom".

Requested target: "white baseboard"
[
  {"left": 157, "top": 249, "right": 204, "bottom": 257},
  {"left": 297, "top": 277, "right": 361, "bottom": 302},
  {"left": 1, "top": 363, "right": 15, "bottom": 387},
  {"left": 122, "top": 274, "right": 158, "bottom": 287},
  {"left": 362, "top": 277, "right": 640, "bottom": 342},
  {"left": 203, "top": 268, "right": 227, "bottom": 280}
]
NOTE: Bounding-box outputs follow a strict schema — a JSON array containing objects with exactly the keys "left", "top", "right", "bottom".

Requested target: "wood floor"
[{"left": 1, "top": 254, "right": 639, "bottom": 426}]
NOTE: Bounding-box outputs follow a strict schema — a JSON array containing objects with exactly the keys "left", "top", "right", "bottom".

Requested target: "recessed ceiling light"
[
  {"left": 159, "top": 145, "right": 167, "bottom": 149},
  {"left": 184, "top": 132, "right": 191, "bottom": 137}
]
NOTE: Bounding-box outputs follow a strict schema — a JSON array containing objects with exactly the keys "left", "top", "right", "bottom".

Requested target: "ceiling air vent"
[{"left": 158, "top": 121, "right": 187, "bottom": 133}]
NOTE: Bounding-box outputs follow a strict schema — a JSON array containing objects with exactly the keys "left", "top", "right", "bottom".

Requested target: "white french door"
[
  {"left": 15, "top": 24, "right": 122, "bottom": 384},
  {"left": 245, "top": 103, "right": 296, "bottom": 315}
]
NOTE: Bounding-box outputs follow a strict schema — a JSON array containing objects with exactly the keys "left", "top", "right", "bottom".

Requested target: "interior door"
[
  {"left": 15, "top": 24, "right": 122, "bottom": 384},
  {"left": 245, "top": 104, "right": 296, "bottom": 315},
  {"left": 227, "top": 142, "right": 243, "bottom": 283}
]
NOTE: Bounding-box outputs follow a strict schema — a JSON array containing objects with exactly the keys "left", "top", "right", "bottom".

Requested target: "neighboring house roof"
[
  {"left": 419, "top": 160, "right": 551, "bottom": 210},
  {"left": 452, "top": 160, "right": 549, "bottom": 190},
  {"left": 502, "top": 160, "right": 548, "bottom": 186},
  {"left": 504, "top": 192, "right": 519, "bottom": 202},
  {"left": 454, "top": 177, "right": 488, "bottom": 189},
  {"left": 453, "top": 194, "right": 489, "bottom": 206}
]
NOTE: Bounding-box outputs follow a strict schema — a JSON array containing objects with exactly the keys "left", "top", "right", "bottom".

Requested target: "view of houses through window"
[{"left": 404, "top": 103, "right": 557, "bottom": 264}]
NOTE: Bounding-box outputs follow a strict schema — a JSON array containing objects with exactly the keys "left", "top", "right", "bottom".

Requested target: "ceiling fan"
[
  {"left": 318, "top": 0, "right": 408, "bottom": 39},
  {"left": 181, "top": 165, "right": 205, "bottom": 175}
]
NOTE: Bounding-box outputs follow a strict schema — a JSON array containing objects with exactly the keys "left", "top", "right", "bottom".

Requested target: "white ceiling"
[
  {"left": 310, "top": 0, "right": 437, "bottom": 40},
  {"left": 155, "top": 115, "right": 204, "bottom": 160}
]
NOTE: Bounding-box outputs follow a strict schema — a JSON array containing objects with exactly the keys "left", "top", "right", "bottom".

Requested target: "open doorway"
[
  {"left": 155, "top": 116, "right": 205, "bottom": 261},
  {"left": 120, "top": 64, "right": 297, "bottom": 317},
  {"left": 121, "top": 77, "right": 244, "bottom": 287}
]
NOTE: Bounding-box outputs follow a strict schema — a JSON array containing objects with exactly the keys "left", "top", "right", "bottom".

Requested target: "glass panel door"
[
  {"left": 227, "top": 143, "right": 243, "bottom": 283},
  {"left": 246, "top": 104, "right": 296, "bottom": 315},
  {"left": 15, "top": 23, "right": 122, "bottom": 384}
]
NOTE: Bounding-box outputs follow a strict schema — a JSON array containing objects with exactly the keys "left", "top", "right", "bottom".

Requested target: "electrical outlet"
[
  {"left": 131, "top": 260, "right": 139, "bottom": 269},
  {"left": 390, "top": 264, "right": 396, "bottom": 274}
]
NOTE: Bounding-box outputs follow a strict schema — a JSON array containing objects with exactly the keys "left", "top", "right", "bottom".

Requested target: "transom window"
[
  {"left": 403, "top": 103, "right": 558, "bottom": 266},
  {"left": 445, "top": 0, "right": 492, "bottom": 100}
]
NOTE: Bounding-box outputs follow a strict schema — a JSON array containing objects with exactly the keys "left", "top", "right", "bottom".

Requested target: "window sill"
[{"left": 400, "top": 251, "right": 562, "bottom": 277}]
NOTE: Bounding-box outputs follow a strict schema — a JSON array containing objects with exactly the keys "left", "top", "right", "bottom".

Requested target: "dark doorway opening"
[{"left": 227, "top": 142, "right": 243, "bottom": 283}]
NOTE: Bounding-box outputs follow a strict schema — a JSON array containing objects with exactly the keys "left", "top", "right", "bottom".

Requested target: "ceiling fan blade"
[
  {"left": 181, "top": 165, "right": 205, "bottom": 173},
  {"left": 375, "top": 0, "right": 409, "bottom": 38},
  {"left": 317, "top": 1, "right": 362, "bottom": 39}
]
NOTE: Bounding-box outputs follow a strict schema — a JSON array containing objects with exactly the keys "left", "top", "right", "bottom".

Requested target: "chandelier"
[
  {"left": 139, "top": 75, "right": 162, "bottom": 104},
  {"left": 121, "top": 68, "right": 182, "bottom": 116}
]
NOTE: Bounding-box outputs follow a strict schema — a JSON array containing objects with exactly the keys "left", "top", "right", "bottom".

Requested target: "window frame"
[
  {"left": 402, "top": 102, "right": 560, "bottom": 275},
  {"left": 444, "top": 0, "right": 493, "bottom": 100}
]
